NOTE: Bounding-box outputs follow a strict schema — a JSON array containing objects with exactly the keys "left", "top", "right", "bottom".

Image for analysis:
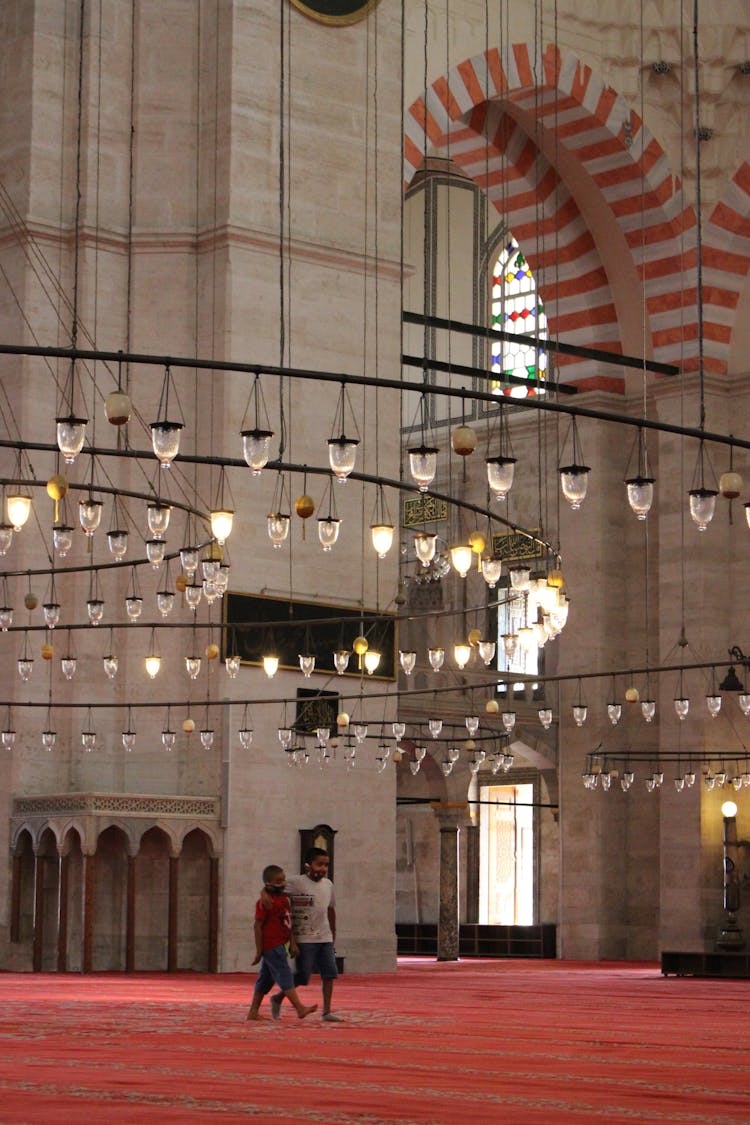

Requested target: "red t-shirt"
[{"left": 255, "top": 893, "right": 292, "bottom": 951}]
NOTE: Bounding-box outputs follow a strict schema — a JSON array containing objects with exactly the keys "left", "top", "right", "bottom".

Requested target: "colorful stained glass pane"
[{"left": 490, "top": 236, "right": 547, "bottom": 399}]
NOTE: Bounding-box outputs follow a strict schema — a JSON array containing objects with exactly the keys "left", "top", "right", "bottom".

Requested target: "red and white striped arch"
[{"left": 405, "top": 41, "right": 748, "bottom": 384}]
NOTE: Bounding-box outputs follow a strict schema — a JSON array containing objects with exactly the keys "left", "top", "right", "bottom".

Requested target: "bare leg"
[
  {"left": 246, "top": 989, "right": 265, "bottom": 1020},
  {"left": 283, "top": 986, "right": 317, "bottom": 1019},
  {"left": 322, "top": 978, "right": 334, "bottom": 1014}
]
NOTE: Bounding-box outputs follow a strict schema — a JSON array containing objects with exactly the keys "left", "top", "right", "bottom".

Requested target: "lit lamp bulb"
[
  {"left": 625, "top": 476, "right": 655, "bottom": 520},
  {"left": 414, "top": 532, "right": 437, "bottom": 567},
  {"left": 408, "top": 445, "right": 438, "bottom": 492},
  {"left": 722, "top": 800, "right": 738, "bottom": 819},
  {"left": 56, "top": 415, "right": 88, "bottom": 464},
  {"left": 145, "top": 652, "right": 161, "bottom": 679},
  {"left": 241, "top": 428, "right": 274, "bottom": 474},
  {"left": 210, "top": 508, "right": 234, "bottom": 545},
  {"left": 363, "top": 649, "right": 381, "bottom": 675},
  {"left": 508, "top": 565, "right": 531, "bottom": 592},
  {"left": 370, "top": 523, "right": 394, "bottom": 558},
  {"left": 450, "top": 545, "right": 473, "bottom": 578},
  {"left": 6, "top": 492, "right": 31, "bottom": 531},
  {"left": 453, "top": 643, "right": 471, "bottom": 669},
  {"left": 262, "top": 654, "right": 279, "bottom": 678}
]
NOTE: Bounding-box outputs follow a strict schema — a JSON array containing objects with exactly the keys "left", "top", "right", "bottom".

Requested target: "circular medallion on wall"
[{"left": 290, "top": 0, "right": 381, "bottom": 25}]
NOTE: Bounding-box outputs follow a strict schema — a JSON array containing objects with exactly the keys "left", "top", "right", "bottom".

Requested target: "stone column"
[
  {"left": 32, "top": 851, "right": 45, "bottom": 972},
  {"left": 126, "top": 854, "right": 136, "bottom": 972},
  {"left": 10, "top": 852, "right": 21, "bottom": 943},
  {"left": 209, "top": 856, "right": 219, "bottom": 973},
  {"left": 464, "top": 823, "right": 480, "bottom": 924},
  {"left": 435, "top": 808, "right": 462, "bottom": 961},
  {"left": 82, "top": 851, "right": 95, "bottom": 973},
  {"left": 57, "top": 851, "right": 69, "bottom": 972},
  {"left": 168, "top": 854, "right": 179, "bottom": 972}
]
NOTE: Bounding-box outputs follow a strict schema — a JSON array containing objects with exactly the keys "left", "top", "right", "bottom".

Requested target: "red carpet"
[{"left": 0, "top": 958, "right": 748, "bottom": 1122}]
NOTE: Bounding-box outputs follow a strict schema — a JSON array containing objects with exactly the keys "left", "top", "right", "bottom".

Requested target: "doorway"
[{"left": 479, "top": 783, "right": 534, "bottom": 924}]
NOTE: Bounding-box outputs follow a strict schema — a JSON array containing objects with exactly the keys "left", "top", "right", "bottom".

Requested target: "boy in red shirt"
[{"left": 247, "top": 864, "right": 317, "bottom": 1021}]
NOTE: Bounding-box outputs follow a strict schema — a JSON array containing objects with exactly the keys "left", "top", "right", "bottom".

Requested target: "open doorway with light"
[{"left": 479, "top": 783, "right": 534, "bottom": 924}]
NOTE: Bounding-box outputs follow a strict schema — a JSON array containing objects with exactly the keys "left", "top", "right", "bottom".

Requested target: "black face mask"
[{"left": 265, "top": 884, "right": 286, "bottom": 895}]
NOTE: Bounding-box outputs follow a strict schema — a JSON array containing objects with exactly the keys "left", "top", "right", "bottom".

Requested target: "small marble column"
[
  {"left": 435, "top": 809, "right": 462, "bottom": 961},
  {"left": 82, "top": 852, "right": 95, "bottom": 973},
  {"left": 57, "top": 852, "right": 69, "bottom": 972},
  {"left": 209, "top": 856, "right": 219, "bottom": 973},
  {"left": 168, "top": 854, "right": 179, "bottom": 972},
  {"left": 126, "top": 854, "right": 136, "bottom": 972},
  {"left": 32, "top": 852, "right": 45, "bottom": 972}
]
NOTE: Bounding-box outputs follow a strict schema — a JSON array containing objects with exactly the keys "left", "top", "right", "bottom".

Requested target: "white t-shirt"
[{"left": 285, "top": 874, "right": 335, "bottom": 942}]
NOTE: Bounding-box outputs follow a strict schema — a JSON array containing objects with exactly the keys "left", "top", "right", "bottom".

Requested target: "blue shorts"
[
  {"left": 254, "top": 943, "right": 294, "bottom": 995},
  {"left": 294, "top": 941, "right": 339, "bottom": 985}
]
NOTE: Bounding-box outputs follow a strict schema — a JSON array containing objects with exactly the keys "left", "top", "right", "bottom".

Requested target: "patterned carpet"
[{"left": 0, "top": 958, "right": 749, "bottom": 1122}]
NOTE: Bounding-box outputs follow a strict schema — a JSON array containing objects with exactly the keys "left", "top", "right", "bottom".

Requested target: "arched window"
[{"left": 490, "top": 236, "right": 547, "bottom": 397}]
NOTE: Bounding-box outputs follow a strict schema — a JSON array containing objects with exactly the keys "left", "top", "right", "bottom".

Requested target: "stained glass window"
[{"left": 490, "top": 237, "right": 547, "bottom": 398}]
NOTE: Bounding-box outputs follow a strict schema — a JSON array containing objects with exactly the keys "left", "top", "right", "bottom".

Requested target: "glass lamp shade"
[
  {"left": 688, "top": 487, "right": 717, "bottom": 532},
  {"left": 399, "top": 650, "right": 417, "bottom": 675},
  {"left": 641, "top": 699, "right": 656, "bottom": 723},
  {"left": 278, "top": 727, "right": 293, "bottom": 749},
  {"left": 241, "top": 428, "right": 274, "bottom": 474},
  {"left": 17, "top": 658, "right": 33, "bottom": 681},
  {"left": 428, "top": 718, "right": 443, "bottom": 738},
  {"left": 607, "top": 703, "right": 622, "bottom": 725},
  {"left": 41, "top": 730, "right": 56, "bottom": 751},
  {"left": 538, "top": 707, "right": 553, "bottom": 729},
  {"left": 447, "top": 745, "right": 460, "bottom": 763},
  {"left": 107, "top": 529, "right": 128, "bottom": 559},
  {"left": 408, "top": 445, "right": 438, "bottom": 492},
  {"left": 180, "top": 546, "right": 199, "bottom": 576},
  {"left": 262, "top": 654, "right": 279, "bottom": 678},
  {"left": 162, "top": 729, "right": 176, "bottom": 750},
  {"left": 225, "top": 654, "right": 241, "bottom": 678},
  {"left": 508, "top": 565, "right": 531, "bottom": 592},
  {"left": 0, "top": 607, "right": 12, "bottom": 631},
  {"left": 0, "top": 524, "right": 13, "bottom": 554},
  {"left": 202, "top": 558, "right": 220, "bottom": 581},
  {"left": 559, "top": 464, "right": 590, "bottom": 509},
  {"left": 125, "top": 596, "right": 143, "bottom": 622},
  {"left": 674, "top": 697, "right": 690, "bottom": 720},
  {"left": 267, "top": 513, "right": 291, "bottom": 548},
  {"left": 440, "top": 761, "right": 454, "bottom": 777},
  {"left": 572, "top": 704, "right": 588, "bottom": 726},
  {"left": 364, "top": 649, "right": 381, "bottom": 675},
  {"left": 333, "top": 649, "right": 350, "bottom": 675},
  {"left": 465, "top": 715, "right": 480, "bottom": 736},
  {"left": 481, "top": 557, "right": 502, "bottom": 588},
  {"left": 215, "top": 564, "right": 230, "bottom": 592},
  {"left": 61, "top": 657, "right": 77, "bottom": 680},
  {"left": 238, "top": 727, "right": 254, "bottom": 748},
  {"left": 185, "top": 656, "right": 201, "bottom": 680},
  {"left": 6, "top": 493, "right": 31, "bottom": 531},
  {"left": 81, "top": 730, "right": 97, "bottom": 752},
  {"left": 738, "top": 693, "right": 750, "bottom": 716},
  {"left": 478, "top": 640, "right": 496, "bottom": 665},
  {"left": 210, "top": 508, "right": 234, "bottom": 545},
  {"left": 295, "top": 653, "right": 313, "bottom": 678},
  {"left": 43, "top": 602, "right": 61, "bottom": 629},
  {"left": 1, "top": 729, "right": 16, "bottom": 749},
  {"left": 428, "top": 646, "right": 445, "bottom": 672},
  {"left": 56, "top": 415, "right": 88, "bottom": 464},
  {"left": 317, "top": 727, "right": 331, "bottom": 743},
  {"left": 502, "top": 711, "right": 517, "bottom": 732},
  {"left": 145, "top": 653, "right": 161, "bottom": 679},
  {"left": 486, "top": 456, "right": 516, "bottom": 501},
  {"left": 53, "top": 525, "right": 74, "bottom": 558},
  {"left": 103, "top": 654, "right": 118, "bottom": 679},
  {"left": 392, "top": 722, "right": 406, "bottom": 740},
  {"left": 414, "top": 531, "right": 437, "bottom": 567},
  {"left": 156, "top": 589, "right": 175, "bottom": 617},
  {"left": 122, "top": 730, "right": 137, "bottom": 752},
  {"left": 370, "top": 523, "right": 394, "bottom": 558},
  {"left": 328, "top": 436, "right": 359, "bottom": 481},
  {"left": 450, "top": 545, "right": 473, "bottom": 578},
  {"left": 353, "top": 723, "right": 368, "bottom": 744},
  {"left": 706, "top": 694, "right": 722, "bottom": 717},
  {"left": 535, "top": 581, "right": 560, "bottom": 615},
  {"left": 146, "top": 503, "right": 171, "bottom": 539},
  {"left": 626, "top": 477, "right": 655, "bottom": 520},
  {"left": 150, "top": 420, "right": 183, "bottom": 467},
  {"left": 200, "top": 729, "right": 215, "bottom": 749},
  {"left": 415, "top": 745, "right": 427, "bottom": 762},
  {"left": 79, "top": 498, "right": 102, "bottom": 536},
  {"left": 517, "top": 625, "right": 536, "bottom": 652},
  {"left": 202, "top": 580, "right": 219, "bottom": 605},
  {"left": 453, "top": 642, "right": 472, "bottom": 669},
  {"left": 184, "top": 583, "right": 203, "bottom": 610},
  {"left": 146, "top": 539, "right": 166, "bottom": 569},
  {"left": 502, "top": 633, "right": 518, "bottom": 660},
  {"left": 318, "top": 517, "right": 341, "bottom": 551}
]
